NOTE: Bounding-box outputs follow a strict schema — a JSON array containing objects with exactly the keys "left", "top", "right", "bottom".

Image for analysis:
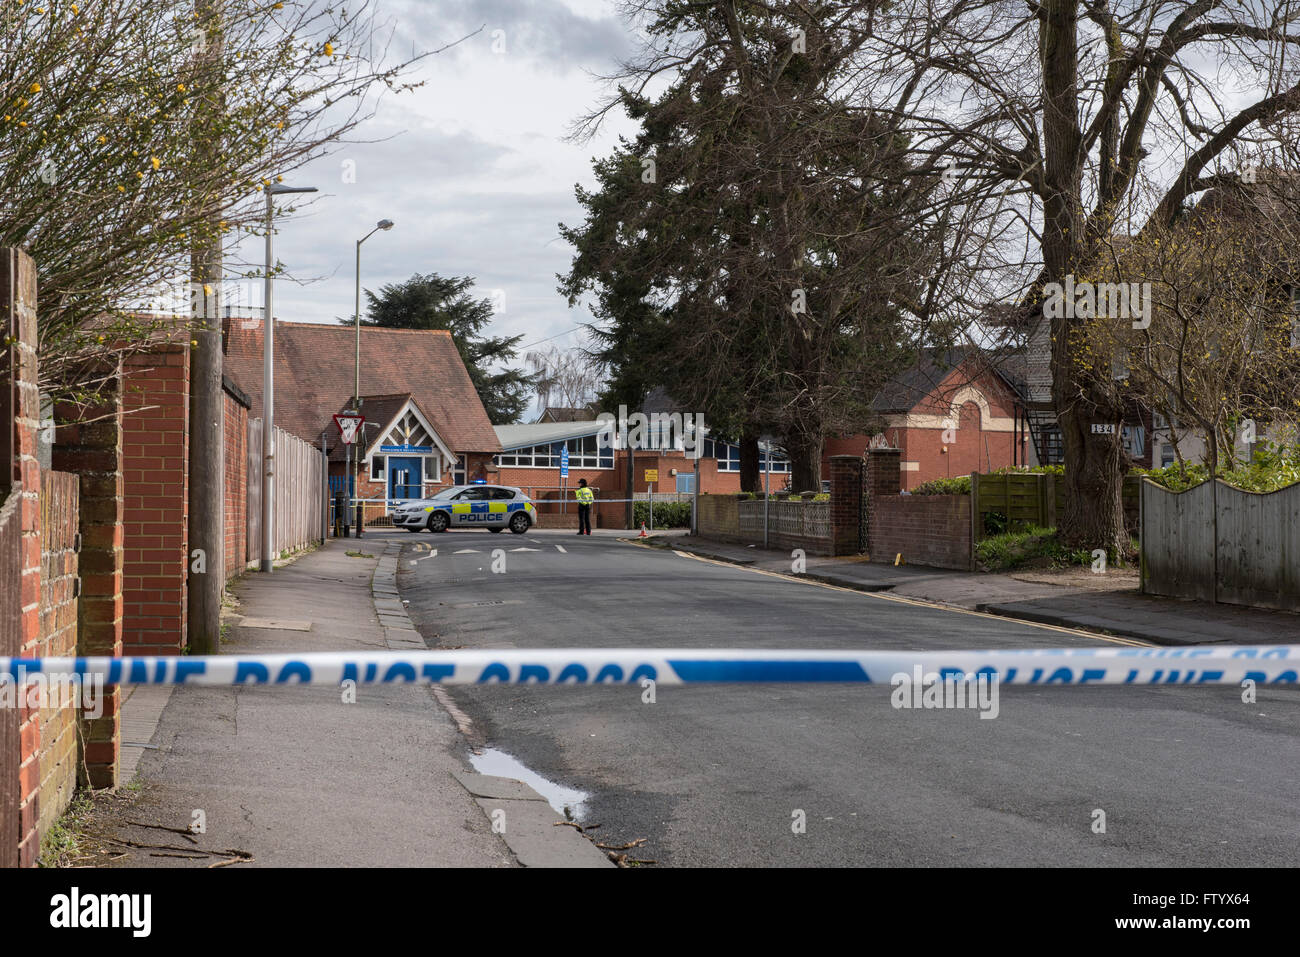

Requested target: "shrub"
[
  {"left": 911, "top": 476, "right": 971, "bottom": 496},
  {"left": 982, "top": 509, "right": 1008, "bottom": 536},
  {"left": 633, "top": 501, "right": 692, "bottom": 528},
  {"left": 1135, "top": 442, "right": 1300, "bottom": 493},
  {"left": 974, "top": 526, "right": 1128, "bottom": 571}
]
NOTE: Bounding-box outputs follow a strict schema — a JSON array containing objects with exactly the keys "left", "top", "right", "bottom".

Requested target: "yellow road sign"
[{"left": 644, "top": 469, "right": 658, "bottom": 483}]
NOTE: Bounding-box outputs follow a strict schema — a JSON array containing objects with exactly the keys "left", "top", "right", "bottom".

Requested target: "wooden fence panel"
[
  {"left": 247, "top": 417, "right": 263, "bottom": 566},
  {"left": 1140, "top": 479, "right": 1218, "bottom": 604},
  {"left": 244, "top": 419, "right": 321, "bottom": 568},
  {"left": 1215, "top": 482, "right": 1300, "bottom": 611},
  {"left": 974, "top": 472, "right": 1142, "bottom": 541}
]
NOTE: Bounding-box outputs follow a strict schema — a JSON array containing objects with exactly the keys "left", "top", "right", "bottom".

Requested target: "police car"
[{"left": 391, "top": 485, "right": 537, "bottom": 534}]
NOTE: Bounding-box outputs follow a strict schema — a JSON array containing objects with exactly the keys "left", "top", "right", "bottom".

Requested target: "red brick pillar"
[
  {"left": 121, "top": 346, "right": 189, "bottom": 655},
  {"left": 865, "top": 448, "right": 901, "bottom": 558},
  {"left": 53, "top": 375, "right": 125, "bottom": 790},
  {"left": 829, "top": 455, "right": 864, "bottom": 556}
]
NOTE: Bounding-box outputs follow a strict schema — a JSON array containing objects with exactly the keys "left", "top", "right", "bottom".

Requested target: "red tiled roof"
[{"left": 222, "top": 319, "right": 500, "bottom": 453}]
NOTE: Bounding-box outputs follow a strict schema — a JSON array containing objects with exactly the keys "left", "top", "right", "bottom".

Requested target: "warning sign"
[{"left": 333, "top": 413, "right": 365, "bottom": 445}]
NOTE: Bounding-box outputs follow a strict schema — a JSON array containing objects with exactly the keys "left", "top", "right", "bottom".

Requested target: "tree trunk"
[
  {"left": 738, "top": 430, "right": 761, "bottom": 493},
  {"left": 785, "top": 431, "right": 824, "bottom": 493},
  {"left": 1041, "top": 0, "right": 1127, "bottom": 553}
]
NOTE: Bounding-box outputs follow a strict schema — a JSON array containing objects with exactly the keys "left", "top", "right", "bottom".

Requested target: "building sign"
[
  {"left": 560, "top": 446, "right": 569, "bottom": 478},
  {"left": 380, "top": 444, "right": 433, "bottom": 454},
  {"left": 644, "top": 469, "right": 659, "bottom": 483}
]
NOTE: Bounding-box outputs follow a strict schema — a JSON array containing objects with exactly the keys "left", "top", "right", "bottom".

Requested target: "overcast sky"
[{"left": 233, "top": 0, "right": 638, "bottom": 381}]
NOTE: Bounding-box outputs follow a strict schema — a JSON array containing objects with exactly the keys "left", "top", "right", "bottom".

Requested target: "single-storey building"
[
  {"left": 822, "top": 349, "right": 1036, "bottom": 490},
  {"left": 222, "top": 319, "right": 501, "bottom": 504},
  {"left": 492, "top": 420, "right": 792, "bottom": 519}
]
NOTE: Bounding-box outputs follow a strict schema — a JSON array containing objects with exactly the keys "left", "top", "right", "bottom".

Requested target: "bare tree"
[
  {"left": 1084, "top": 173, "right": 1300, "bottom": 476},
  {"left": 525, "top": 342, "right": 603, "bottom": 415},
  {"left": 839, "top": 0, "right": 1300, "bottom": 551},
  {"left": 0, "top": 0, "right": 449, "bottom": 401}
]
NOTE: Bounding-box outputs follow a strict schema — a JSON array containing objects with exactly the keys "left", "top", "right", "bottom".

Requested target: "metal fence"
[
  {"left": 1141, "top": 478, "right": 1300, "bottom": 611},
  {"left": 247, "top": 419, "right": 325, "bottom": 564}
]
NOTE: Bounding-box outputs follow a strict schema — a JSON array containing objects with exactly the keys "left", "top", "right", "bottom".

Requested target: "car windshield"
[{"left": 428, "top": 487, "right": 463, "bottom": 500}]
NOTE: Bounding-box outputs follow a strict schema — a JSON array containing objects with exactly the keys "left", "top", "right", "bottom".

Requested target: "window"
[
  {"left": 1122, "top": 424, "right": 1145, "bottom": 460},
  {"left": 704, "top": 438, "right": 740, "bottom": 472},
  {"left": 423, "top": 456, "right": 440, "bottom": 481},
  {"left": 494, "top": 434, "right": 613, "bottom": 469},
  {"left": 370, "top": 455, "right": 385, "bottom": 481},
  {"left": 765, "top": 449, "right": 790, "bottom": 473},
  {"left": 453, "top": 455, "right": 466, "bottom": 484},
  {"left": 1291, "top": 287, "right": 1300, "bottom": 350},
  {"left": 1111, "top": 348, "right": 1129, "bottom": 380},
  {"left": 676, "top": 473, "right": 695, "bottom": 493},
  {"left": 490, "top": 487, "right": 515, "bottom": 500}
]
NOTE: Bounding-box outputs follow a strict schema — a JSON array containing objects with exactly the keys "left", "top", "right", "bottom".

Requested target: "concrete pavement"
[
  {"left": 94, "top": 539, "right": 606, "bottom": 867},
  {"left": 655, "top": 535, "right": 1300, "bottom": 646}
]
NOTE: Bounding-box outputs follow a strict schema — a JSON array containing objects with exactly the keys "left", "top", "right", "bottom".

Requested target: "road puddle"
[{"left": 469, "top": 748, "right": 590, "bottom": 822}]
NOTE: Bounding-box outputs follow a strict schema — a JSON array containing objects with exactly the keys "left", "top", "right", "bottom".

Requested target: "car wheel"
[
  {"left": 508, "top": 513, "right": 530, "bottom": 534},
  {"left": 426, "top": 511, "right": 450, "bottom": 533},
  {"left": 488, "top": 527, "right": 504, "bottom": 533}
]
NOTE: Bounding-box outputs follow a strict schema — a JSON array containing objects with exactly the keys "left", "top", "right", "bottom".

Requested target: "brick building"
[
  {"left": 492, "top": 420, "right": 793, "bottom": 504},
  {"left": 222, "top": 319, "right": 501, "bottom": 504},
  {"left": 822, "top": 349, "right": 1035, "bottom": 490}
]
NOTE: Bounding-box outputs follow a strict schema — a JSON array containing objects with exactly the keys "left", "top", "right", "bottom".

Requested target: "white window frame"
[
  {"left": 370, "top": 455, "right": 385, "bottom": 481},
  {"left": 495, "top": 436, "right": 613, "bottom": 470}
]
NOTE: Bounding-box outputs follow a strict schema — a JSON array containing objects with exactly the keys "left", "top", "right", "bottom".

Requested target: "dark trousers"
[{"left": 577, "top": 504, "right": 592, "bottom": 533}]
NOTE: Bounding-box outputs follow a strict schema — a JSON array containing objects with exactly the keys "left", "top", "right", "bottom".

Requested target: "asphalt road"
[{"left": 387, "top": 527, "right": 1300, "bottom": 867}]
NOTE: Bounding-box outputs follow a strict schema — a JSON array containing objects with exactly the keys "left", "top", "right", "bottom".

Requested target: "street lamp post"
[
  {"left": 352, "top": 219, "right": 394, "bottom": 537},
  {"left": 261, "top": 182, "right": 318, "bottom": 573}
]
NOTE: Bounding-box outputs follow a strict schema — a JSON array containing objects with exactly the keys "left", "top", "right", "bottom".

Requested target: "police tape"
[{"left": 1, "top": 646, "right": 1298, "bottom": 686}]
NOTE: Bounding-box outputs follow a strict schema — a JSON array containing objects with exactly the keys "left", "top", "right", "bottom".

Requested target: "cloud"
[
  {"left": 227, "top": 0, "right": 637, "bottom": 406},
  {"left": 393, "top": 0, "right": 635, "bottom": 73}
]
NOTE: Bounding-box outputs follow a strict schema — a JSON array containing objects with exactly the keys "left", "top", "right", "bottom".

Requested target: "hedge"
[{"left": 633, "top": 501, "right": 692, "bottom": 528}]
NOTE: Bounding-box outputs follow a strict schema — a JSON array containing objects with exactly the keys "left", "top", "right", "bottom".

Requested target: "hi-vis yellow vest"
[{"left": 575, "top": 486, "right": 594, "bottom": 505}]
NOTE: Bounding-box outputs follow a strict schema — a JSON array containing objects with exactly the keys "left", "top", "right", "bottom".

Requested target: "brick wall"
[
  {"left": 865, "top": 447, "right": 972, "bottom": 570},
  {"left": 53, "top": 380, "right": 125, "bottom": 790},
  {"left": 222, "top": 383, "right": 249, "bottom": 579},
  {"left": 36, "top": 471, "right": 78, "bottom": 838},
  {"left": 870, "top": 495, "right": 973, "bottom": 570},
  {"left": 121, "top": 346, "right": 190, "bottom": 655},
  {"left": 1, "top": 247, "right": 43, "bottom": 866}
]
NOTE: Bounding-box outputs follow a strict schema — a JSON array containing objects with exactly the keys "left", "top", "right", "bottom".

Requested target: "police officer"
[{"left": 574, "top": 478, "right": 594, "bottom": 535}]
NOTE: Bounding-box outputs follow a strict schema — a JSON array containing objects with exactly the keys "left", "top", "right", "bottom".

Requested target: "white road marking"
[
  {"left": 453, "top": 548, "right": 481, "bottom": 554},
  {"left": 408, "top": 548, "right": 437, "bottom": 566},
  {"left": 553, "top": 544, "right": 567, "bottom": 553},
  {"left": 510, "top": 547, "right": 541, "bottom": 552}
]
